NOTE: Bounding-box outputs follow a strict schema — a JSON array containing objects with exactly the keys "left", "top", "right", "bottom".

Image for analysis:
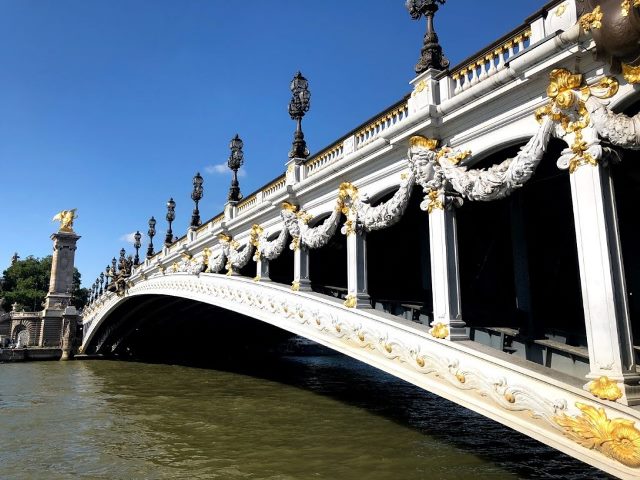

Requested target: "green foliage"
[{"left": 0, "top": 255, "right": 88, "bottom": 311}]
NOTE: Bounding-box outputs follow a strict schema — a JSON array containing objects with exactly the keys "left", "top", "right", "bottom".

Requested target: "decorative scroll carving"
[{"left": 555, "top": 402, "right": 640, "bottom": 468}]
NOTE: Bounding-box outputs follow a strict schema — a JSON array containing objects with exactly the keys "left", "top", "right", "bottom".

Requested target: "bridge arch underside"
[{"left": 84, "top": 294, "right": 303, "bottom": 362}]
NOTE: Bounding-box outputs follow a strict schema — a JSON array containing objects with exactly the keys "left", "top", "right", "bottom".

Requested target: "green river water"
[{"left": 0, "top": 356, "right": 609, "bottom": 479}]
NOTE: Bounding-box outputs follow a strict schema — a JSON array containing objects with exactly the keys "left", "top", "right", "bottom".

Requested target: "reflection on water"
[{"left": 0, "top": 356, "right": 610, "bottom": 479}]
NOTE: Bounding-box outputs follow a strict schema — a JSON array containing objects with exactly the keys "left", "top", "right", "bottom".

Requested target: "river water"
[{"left": 1, "top": 355, "right": 610, "bottom": 479}]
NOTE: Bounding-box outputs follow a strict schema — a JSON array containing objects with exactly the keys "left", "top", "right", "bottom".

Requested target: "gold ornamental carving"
[
  {"left": 622, "top": 63, "right": 640, "bottom": 84},
  {"left": 411, "top": 80, "right": 428, "bottom": 97},
  {"left": 578, "top": 5, "right": 603, "bottom": 31},
  {"left": 250, "top": 224, "right": 263, "bottom": 248},
  {"left": 621, "top": 0, "right": 640, "bottom": 16},
  {"left": 554, "top": 402, "right": 640, "bottom": 468},
  {"left": 343, "top": 294, "right": 357, "bottom": 308},
  {"left": 53, "top": 209, "right": 77, "bottom": 233},
  {"left": 291, "top": 280, "right": 300, "bottom": 292},
  {"left": 430, "top": 322, "right": 449, "bottom": 339},
  {"left": 535, "top": 69, "right": 619, "bottom": 173},
  {"left": 588, "top": 376, "right": 623, "bottom": 401},
  {"left": 426, "top": 189, "right": 444, "bottom": 214},
  {"left": 410, "top": 135, "right": 438, "bottom": 151}
]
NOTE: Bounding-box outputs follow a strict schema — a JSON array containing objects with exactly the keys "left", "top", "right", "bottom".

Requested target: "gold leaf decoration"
[
  {"left": 554, "top": 402, "right": 640, "bottom": 468},
  {"left": 343, "top": 295, "right": 357, "bottom": 308},
  {"left": 588, "top": 376, "right": 623, "bottom": 401},
  {"left": 409, "top": 135, "right": 438, "bottom": 150},
  {"left": 291, "top": 281, "right": 300, "bottom": 292},
  {"left": 426, "top": 189, "right": 444, "bottom": 214},
  {"left": 622, "top": 63, "right": 640, "bottom": 84},
  {"left": 578, "top": 5, "right": 603, "bottom": 31},
  {"left": 430, "top": 322, "right": 449, "bottom": 339}
]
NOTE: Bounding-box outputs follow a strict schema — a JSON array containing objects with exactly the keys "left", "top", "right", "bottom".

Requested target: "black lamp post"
[
  {"left": 406, "top": 0, "right": 449, "bottom": 74},
  {"left": 99, "top": 272, "right": 104, "bottom": 295},
  {"left": 133, "top": 231, "right": 142, "bottom": 265},
  {"left": 288, "top": 71, "right": 311, "bottom": 160},
  {"left": 228, "top": 134, "right": 244, "bottom": 202},
  {"left": 105, "top": 265, "right": 111, "bottom": 290},
  {"left": 111, "top": 257, "right": 117, "bottom": 275},
  {"left": 119, "top": 248, "right": 126, "bottom": 272},
  {"left": 147, "top": 216, "right": 156, "bottom": 258},
  {"left": 165, "top": 199, "right": 175, "bottom": 246},
  {"left": 191, "top": 173, "right": 203, "bottom": 227}
]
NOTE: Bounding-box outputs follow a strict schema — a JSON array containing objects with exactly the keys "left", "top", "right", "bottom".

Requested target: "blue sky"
[{"left": 0, "top": 0, "right": 544, "bottom": 287}]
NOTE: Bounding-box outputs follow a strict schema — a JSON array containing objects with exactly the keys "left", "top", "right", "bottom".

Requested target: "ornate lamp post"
[
  {"left": 99, "top": 272, "right": 104, "bottom": 295},
  {"left": 119, "top": 248, "right": 126, "bottom": 271},
  {"left": 165, "top": 199, "right": 175, "bottom": 246},
  {"left": 147, "top": 216, "right": 156, "bottom": 258},
  {"left": 111, "top": 257, "right": 117, "bottom": 275},
  {"left": 288, "top": 72, "right": 311, "bottom": 160},
  {"left": 133, "top": 231, "right": 142, "bottom": 265},
  {"left": 406, "top": 0, "right": 449, "bottom": 74},
  {"left": 228, "top": 134, "right": 244, "bottom": 202},
  {"left": 104, "top": 265, "right": 111, "bottom": 290},
  {"left": 191, "top": 173, "right": 203, "bottom": 227}
]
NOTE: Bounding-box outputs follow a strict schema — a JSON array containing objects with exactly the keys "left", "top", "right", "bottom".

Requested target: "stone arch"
[
  {"left": 456, "top": 137, "right": 585, "bottom": 373},
  {"left": 12, "top": 324, "right": 30, "bottom": 347}
]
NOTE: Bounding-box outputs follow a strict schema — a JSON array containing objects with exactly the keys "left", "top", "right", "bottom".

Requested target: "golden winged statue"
[{"left": 52, "top": 209, "right": 77, "bottom": 233}]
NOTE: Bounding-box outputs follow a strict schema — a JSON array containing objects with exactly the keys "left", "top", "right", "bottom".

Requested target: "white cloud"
[
  {"left": 120, "top": 232, "right": 146, "bottom": 245},
  {"left": 204, "top": 163, "right": 227, "bottom": 174},
  {"left": 204, "top": 163, "right": 247, "bottom": 178}
]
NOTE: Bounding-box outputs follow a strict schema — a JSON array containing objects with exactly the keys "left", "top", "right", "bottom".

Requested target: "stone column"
[
  {"left": 428, "top": 204, "right": 468, "bottom": 340},
  {"left": 569, "top": 163, "right": 640, "bottom": 405},
  {"left": 256, "top": 256, "right": 270, "bottom": 282},
  {"left": 41, "top": 231, "right": 80, "bottom": 347},
  {"left": 345, "top": 230, "right": 370, "bottom": 308},
  {"left": 292, "top": 241, "right": 311, "bottom": 292}
]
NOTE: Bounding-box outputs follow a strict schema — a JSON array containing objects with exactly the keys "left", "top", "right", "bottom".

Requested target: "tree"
[{"left": 0, "top": 255, "right": 89, "bottom": 311}]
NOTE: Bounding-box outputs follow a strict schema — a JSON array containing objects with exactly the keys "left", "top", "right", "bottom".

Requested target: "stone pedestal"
[{"left": 41, "top": 231, "right": 80, "bottom": 347}]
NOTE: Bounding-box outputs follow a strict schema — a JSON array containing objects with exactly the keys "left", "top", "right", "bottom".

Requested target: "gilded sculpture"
[
  {"left": 535, "top": 68, "right": 619, "bottom": 173},
  {"left": 578, "top": 5, "right": 603, "bottom": 31},
  {"left": 554, "top": 403, "right": 640, "bottom": 468},
  {"left": 588, "top": 376, "right": 623, "bottom": 401},
  {"left": 52, "top": 209, "right": 77, "bottom": 233}
]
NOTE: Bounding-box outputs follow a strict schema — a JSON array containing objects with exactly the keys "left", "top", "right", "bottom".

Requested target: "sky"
[{"left": 0, "top": 0, "right": 545, "bottom": 287}]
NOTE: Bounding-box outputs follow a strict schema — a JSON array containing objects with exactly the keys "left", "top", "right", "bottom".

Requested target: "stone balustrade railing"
[
  {"left": 305, "top": 142, "right": 344, "bottom": 177},
  {"left": 354, "top": 101, "right": 410, "bottom": 150},
  {"left": 451, "top": 27, "right": 532, "bottom": 95}
]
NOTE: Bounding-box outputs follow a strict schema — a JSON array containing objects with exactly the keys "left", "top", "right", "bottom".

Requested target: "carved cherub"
[{"left": 53, "top": 209, "right": 77, "bottom": 233}]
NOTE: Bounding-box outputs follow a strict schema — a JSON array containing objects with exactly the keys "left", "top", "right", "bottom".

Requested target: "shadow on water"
[{"left": 107, "top": 341, "right": 610, "bottom": 478}]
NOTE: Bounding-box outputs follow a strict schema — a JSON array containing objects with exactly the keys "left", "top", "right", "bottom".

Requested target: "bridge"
[{"left": 80, "top": 1, "right": 640, "bottom": 478}]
